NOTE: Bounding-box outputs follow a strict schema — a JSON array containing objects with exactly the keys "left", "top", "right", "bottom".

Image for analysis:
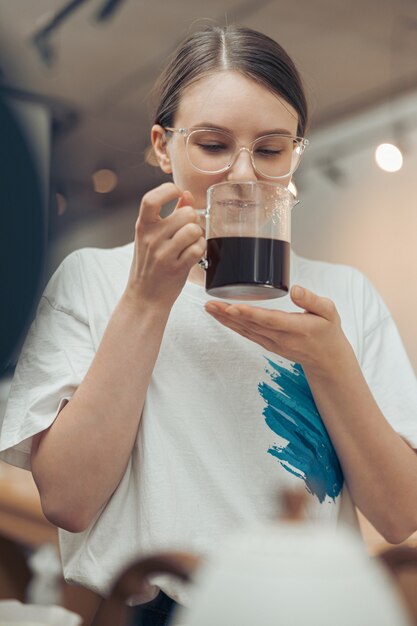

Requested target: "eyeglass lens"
[{"left": 187, "top": 130, "right": 302, "bottom": 178}]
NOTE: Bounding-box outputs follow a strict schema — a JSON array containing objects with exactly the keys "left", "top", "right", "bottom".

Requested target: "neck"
[{"left": 187, "top": 263, "right": 206, "bottom": 287}]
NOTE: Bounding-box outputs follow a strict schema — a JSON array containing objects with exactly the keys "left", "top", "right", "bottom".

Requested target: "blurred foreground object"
[
  {"left": 0, "top": 97, "right": 46, "bottom": 374},
  {"left": 379, "top": 545, "right": 417, "bottom": 625},
  {"left": 92, "top": 552, "right": 200, "bottom": 626},
  {"left": 26, "top": 543, "right": 62, "bottom": 606},
  {"left": 173, "top": 523, "right": 413, "bottom": 626},
  {"left": 90, "top": 488, "right": 413, "bottom": 626},
  {"left": 0, "top": 599, "right": 81, "bottom": 625}
]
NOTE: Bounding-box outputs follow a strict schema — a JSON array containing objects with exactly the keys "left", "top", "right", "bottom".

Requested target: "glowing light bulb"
[{"left": 374, "top": 143, "right": 403, "bottom": 172}]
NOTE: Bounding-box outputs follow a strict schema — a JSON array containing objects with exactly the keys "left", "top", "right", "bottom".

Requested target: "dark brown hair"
[{"left": 151, "top": 25, "right": 308, "bottom": 137}]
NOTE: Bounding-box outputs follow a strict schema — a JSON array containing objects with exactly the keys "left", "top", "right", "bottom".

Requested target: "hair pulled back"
[{"left": 152, "top": 26, "right": 308, "bottom": 138}]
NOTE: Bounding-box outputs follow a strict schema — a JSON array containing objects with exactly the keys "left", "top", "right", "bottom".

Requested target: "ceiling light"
[
  {"left": 92, "top": 168, "right": 118, "bottom": 194},
  {"left": 374, "top": 143, "right": 403, "bottom": 172}
]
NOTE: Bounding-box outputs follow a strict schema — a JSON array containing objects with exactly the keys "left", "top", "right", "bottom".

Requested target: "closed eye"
[
  {"left": 196, "top": 143, "right": 229, "bottom": 153},
  {"left": 256, "top": 148, "right": 284, "bottom": 157}
]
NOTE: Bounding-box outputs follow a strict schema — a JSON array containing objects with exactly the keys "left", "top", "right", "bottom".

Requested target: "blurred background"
[{"left": 0, "top": 0, "right": 417, "bottom": 371}]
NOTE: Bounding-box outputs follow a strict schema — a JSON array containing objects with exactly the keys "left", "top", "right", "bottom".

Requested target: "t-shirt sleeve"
[
  {"left": 359, "top": 276, "right": 417, "bottom": 449},
  {"left": 0, "top": 252, "right": 95, "bottom": 470}
]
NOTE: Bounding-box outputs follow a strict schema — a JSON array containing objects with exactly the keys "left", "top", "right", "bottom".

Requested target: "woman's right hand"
[{"left": 124, "top": 182, "right": 206, "bottom": 310}]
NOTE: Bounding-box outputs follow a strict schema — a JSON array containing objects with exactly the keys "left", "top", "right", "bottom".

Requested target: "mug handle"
[{"left": 196, "top": 208, "right": 208, "bottom": 270}]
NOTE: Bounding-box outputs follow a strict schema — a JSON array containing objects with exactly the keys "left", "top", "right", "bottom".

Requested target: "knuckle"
[
  {"left": 325, "top": 298, "right": 337, "bottom": 314},
  {"left": 183, "top": 242, "right": 201, "bottom": 263},
  {"left": 194, "top": 239, "right": 206, "bottom": 256},
  {"left": 199, "top": 236, "right": 207, "bottom": 250},
  {"left": 135, "top": 218, "right": 149, "bottom": 238},
  {"left": 169, "top": 207, "right": 194, "bottom": 229},
  {"left": 178, "top": 222, "right": 201, "bottom": 242},
  {"left": 182, "top": 206, "right": 198, "bottom": 222},
  {"left": 143, "top": 233, "right": 160, "bottom": 252},
  {"left": 162, "top": 181, "right": 179, "bottom": 193},
  {"left": 141, "top": 230, "right": 152, "bottom": 246},
  {"left": 153, "top": 247, "right": 164, "bottom": 263},
  {"left": 188, "top": 222, "right": 203, "bottom": 237},
  {"left": 140, "top": 190, "right": 155, "bottom": 210},
  {"left": 195, "top": 240, "right": 206, "bottom": 256},
  {"left": 268, "top": 313, "right": 279, "bottom": 328}
]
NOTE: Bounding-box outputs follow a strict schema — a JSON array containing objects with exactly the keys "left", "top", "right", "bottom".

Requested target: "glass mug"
[{"left": 198, "top": 181, "right": 298, "bottom": 300}]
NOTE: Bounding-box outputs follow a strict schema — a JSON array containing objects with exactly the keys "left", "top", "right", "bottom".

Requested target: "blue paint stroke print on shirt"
[{"left": 258, "top": 358, "right": 343, "bottom": 503}]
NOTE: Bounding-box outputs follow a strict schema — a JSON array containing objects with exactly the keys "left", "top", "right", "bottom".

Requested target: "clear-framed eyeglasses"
[{"left": 164, "top": 127, "right": 309, "bottom": 179}]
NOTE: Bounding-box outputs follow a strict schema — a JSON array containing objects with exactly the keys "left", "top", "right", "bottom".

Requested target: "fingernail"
[
  {"left": 292, "top": 286, "right": 304, "bottom": 299},
  {"left": 226, "top": 306, "right": 240, "bottom": 316},
  {"left": 205, "top": 303, "right": 219, "bottom": 313}
]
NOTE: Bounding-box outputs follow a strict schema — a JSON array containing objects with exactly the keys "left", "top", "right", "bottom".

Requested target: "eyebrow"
[{"left": 192, "top": 123, "right": 295, "bottom": 137}]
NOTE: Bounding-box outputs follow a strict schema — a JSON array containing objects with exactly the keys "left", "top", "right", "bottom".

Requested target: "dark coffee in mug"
[
  {"left": 203, "top": 181, "right": 297, "bottom": 300},
  {"left": 206, "top": 236, "right": 290, "bottom": 299}
]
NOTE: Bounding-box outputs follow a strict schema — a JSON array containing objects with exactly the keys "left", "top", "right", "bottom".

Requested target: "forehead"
[{"left": 174, "top": 70, "right": 299, "bottom": 135}]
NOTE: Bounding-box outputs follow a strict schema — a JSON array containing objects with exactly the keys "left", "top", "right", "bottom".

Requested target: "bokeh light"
[{"left": 374, "top": 143, "right": 403, "bottom": 172}]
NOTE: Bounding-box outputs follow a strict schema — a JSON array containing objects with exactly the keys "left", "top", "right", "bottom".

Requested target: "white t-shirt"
[{"left": 1, "top": 243, "right": 417, "bottom": 604}]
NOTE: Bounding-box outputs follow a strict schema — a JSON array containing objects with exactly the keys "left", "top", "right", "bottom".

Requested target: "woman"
[{"left": 1, "top": 25, "right": 417, "bottom": 626}]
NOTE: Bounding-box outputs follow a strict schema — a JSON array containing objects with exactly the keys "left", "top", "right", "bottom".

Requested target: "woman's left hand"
[{"left": 205, "top": 285, "right": 352, "bottom": 375}]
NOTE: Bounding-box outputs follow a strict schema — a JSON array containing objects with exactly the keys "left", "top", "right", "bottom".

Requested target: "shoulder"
[
  {"left": 292, "top": 252, "right": 389, "bottom": 328},
  {"left": 61, "top": 241, "right": 134, "bottom": 277},
  {"left": 293, "top": 251, "right": 365, "bottom": 295},
  {"left": 43, "top": 242, "right": 134, "bottom": 319},
  {"left": 294, "top": 255, "right": 377, "bottom": 300}
]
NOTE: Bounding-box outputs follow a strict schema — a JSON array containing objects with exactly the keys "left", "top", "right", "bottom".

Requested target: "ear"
[{"left": 151, "top": 125, "right": 172, "bottom": 174}]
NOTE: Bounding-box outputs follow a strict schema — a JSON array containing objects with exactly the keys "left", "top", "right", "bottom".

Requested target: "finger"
[
  {"left": 171, "top": 223, "right": 204, "bottom": 259},
  {"left": 206, "top": 308, "right": 280, "bottom": 351},
  {"left": 205, "top": 303, "right": 261, "bottom": 333},
  {"left": 206, "top": 305, "right": 286, "bottom": 344},
  {"left": 139, "top": 183, "right": 183, "bottom": 224},
  {"left": 159, "top": 190, "right": 199, "bottom": 239},
  {"left": 173, "top": 191, "right": 207, "bottom": 234},
  {"left": 177, "top": 236, "right": 207, "bottom": 266},
  {"left": 290, "top": 285, "right": 337, "bottom": 321},
  {"left": 162, "top": 204, "right": 200, "bottom": 239},
  {"left": 205, "top": 301, "right": 293, "bottom": 332},
  {"left": 174, "top": 190, "right": 195, "bottom": 211},
  {"left": 206, "top": 306, "right": 252, "bottom": 334}
]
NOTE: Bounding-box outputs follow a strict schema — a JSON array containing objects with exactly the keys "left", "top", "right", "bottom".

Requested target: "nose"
[{"left": 226, "top": 147, "right": 258, "bottom": 182}]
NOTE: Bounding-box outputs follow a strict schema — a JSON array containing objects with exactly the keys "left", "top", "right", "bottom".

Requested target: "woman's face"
[{"left": 152, "top": 70, "right": 299, "bottom": 211}]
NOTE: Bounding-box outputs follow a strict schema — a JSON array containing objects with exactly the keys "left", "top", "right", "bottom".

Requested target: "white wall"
[{"left": 293, "top": 91, "right": 417, "bottom": 372}]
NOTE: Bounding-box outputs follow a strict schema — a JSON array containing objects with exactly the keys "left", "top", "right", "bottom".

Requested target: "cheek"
[
  {"left": 171, "top": 165, "right": 225, "bottom": 210},
  {"left": 280, "top": 175, "right": 292, "bottom": 188},
  {"left": 190, "top": 173, "right": 227, "bottom": 211},
  {"left": 257, "top": 172, "right": 292, "bottom": 188}
]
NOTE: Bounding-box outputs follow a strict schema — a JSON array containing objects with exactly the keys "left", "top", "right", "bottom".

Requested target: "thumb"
[
  {"left": 174, "top": 190, "right": 195, "bottom": 210},
  {"left": 291, "top": 285, "right": 337, "bottom": 321}
]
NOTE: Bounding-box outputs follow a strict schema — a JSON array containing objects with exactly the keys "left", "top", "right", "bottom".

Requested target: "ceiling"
[{"left": 1, "top": 0, "right": 417, "bottom": 236}]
